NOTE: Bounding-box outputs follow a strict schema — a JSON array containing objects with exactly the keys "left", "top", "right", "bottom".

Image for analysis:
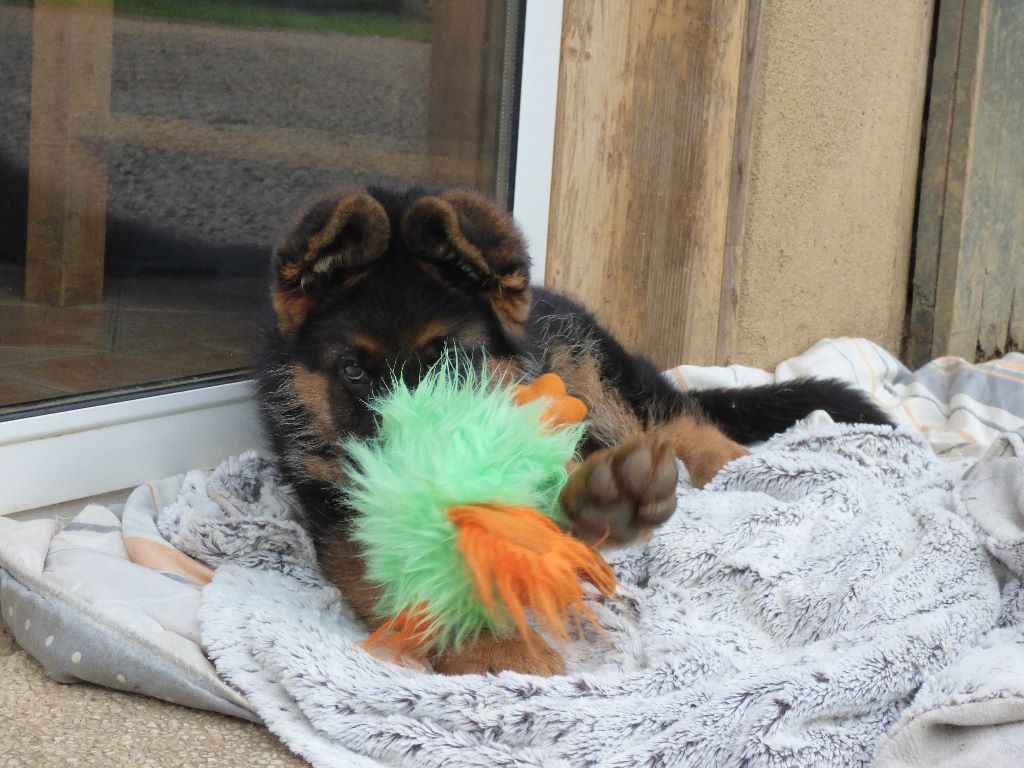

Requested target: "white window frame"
[
  {"left": 0, "top": 0, "right": 564, "bottom": 516},
  {"left": 513, "top": 0, "right": 563, "bottom": 284}
]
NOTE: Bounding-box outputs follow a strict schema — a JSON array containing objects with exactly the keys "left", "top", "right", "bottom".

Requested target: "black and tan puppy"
[{"left": 254, "top": 185, "right": 891, "bottom": 675}]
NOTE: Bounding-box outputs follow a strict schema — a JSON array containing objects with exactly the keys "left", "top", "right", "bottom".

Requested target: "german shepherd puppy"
[{"left": 255, "top": 185, "right": 891, "bottom": 676}]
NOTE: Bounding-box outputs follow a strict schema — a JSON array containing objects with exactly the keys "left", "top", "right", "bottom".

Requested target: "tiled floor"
[{"left": 0, "top": 263, "right": 264, "bottom": 412}]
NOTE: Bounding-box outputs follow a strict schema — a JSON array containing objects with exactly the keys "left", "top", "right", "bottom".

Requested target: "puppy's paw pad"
[{"left": 561, "top": 434, "right": 679, "bottom": 544}]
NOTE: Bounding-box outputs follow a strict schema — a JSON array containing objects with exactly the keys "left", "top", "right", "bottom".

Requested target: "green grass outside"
[{"left": 112, "top": 0, "right": 431, "bottom": 41}]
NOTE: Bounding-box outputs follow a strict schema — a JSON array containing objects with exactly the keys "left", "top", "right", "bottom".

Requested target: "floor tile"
[
  {"left": 0, "top": 347, "right": 96, "bottom": 366},
  {"left": 114, "top": 308, "right": 258, "bottom": 353},
  {"left": 0, "top": 264, "right": 23, "bottom": 305},
  {"left": 0, "top": 263, "right": 121, "bottom": 306},
  {"left": 9, "top": 344, "right": 247, "bottom": 395},
  {"left": 115, "top": 275, "right": 266, "bottom": 313},
  {"left": 0, "top": 372, "right": 72, "bottom": 408},
  {"left": 0, "top": 271, "right": 259, "bottom": 406},
  {"left": 0, "top": 303, "right": 115, "bottom": 350}
]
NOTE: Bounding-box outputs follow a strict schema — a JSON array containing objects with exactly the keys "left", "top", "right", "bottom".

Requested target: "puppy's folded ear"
[
  {"left": 271, "top": 190, "right": 390, "bottom": 339},
  {"left": 402, "top": 190, "right": 531, "bottom": 339}
]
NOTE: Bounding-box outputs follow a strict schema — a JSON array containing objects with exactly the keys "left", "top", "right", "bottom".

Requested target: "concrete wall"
[{"left": 732, "top": 0, "right": 934, "bottom": 368}]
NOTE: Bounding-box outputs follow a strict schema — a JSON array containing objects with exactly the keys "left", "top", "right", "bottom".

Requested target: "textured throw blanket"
[
  {"left": 156, "top": 424, "right": 1017, "bottom": 768},
  {"left": 5, "top": 339, "right": 1024, "bottom": 766}
]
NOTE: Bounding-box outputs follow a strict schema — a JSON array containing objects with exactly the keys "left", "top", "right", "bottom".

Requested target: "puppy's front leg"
[
  {"left": 560, "top": 419, "right": 747, "bottom": 545},
  {"left": 319, "top": 533, "right": 385, "bottom": 627},
  {"left": 322, "top": 534, "right": 566, "bottom": 676},
  {"left": 431, "top": 630, "right": 565, "bottom": 676}
]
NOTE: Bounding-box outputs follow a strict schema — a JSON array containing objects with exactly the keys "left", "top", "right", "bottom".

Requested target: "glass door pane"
[{"left": 0, "top": 0, "right": 522, "bottom": 415}]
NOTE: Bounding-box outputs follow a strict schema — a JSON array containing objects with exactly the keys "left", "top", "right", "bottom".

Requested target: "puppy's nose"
[
  {"left": 397, "top": 361, "right": 428, "bottom": 389},
  {"left": 358, "top": 410, "right": 380, "bottom": 437}
]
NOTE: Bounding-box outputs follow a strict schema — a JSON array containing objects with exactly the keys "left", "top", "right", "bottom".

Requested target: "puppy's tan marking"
[
  {"left": 656, "top": 416, "right": 749, "bottom": 489},
  {"left": 431, "top": 629, "right": 565, "bottom": 676},
  {"left": 303, "top": 454, "right": 343, "bottom": 485},
  {"left": 499, "top": 272, "right": 528, "bottom": 292},
  {"left": 413, "top": 259, "right": 443, "bottom": 283},
  {"left": 319, "top": 535, "right": 383, "bottom": 626},
  {"left": 451, "top": 321, "right": 489, "bottom": 351},
  {"left": 490, "top": 290, "right": 531, "bottom": 338},
  {"left": 291, "top": 364, "right": 339, "bottom": 444},
  {"left": 279, "top": 261, "right": 302, "bottom": 284},
  {"left": 272, "top": 290, "right": 314, "bottom": 341},
  {"left": 338, "top": 270, "right": 370, "bottom": 291},
  {"left": 483, "top": 354, "right": 524, "bottom": 390},
  {"left": 348, "top": 332, "right": 387, "bottom": 359},
  {"left": 411, "top": 319, "right": 454, "bottom": 350},
  {"left": 547, "top": 346, "right": 641, "bottom": 448}
]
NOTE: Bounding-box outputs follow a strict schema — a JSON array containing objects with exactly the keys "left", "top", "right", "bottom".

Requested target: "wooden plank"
[
  {"left": 908, "top": 0, "right": 1024, "bottom": 363},
  {"left": 933, "top": 0, "right": 989, "bottom": 361},
  {"left": 959, "top": 0, "right": 1024, "bottom": 359},
  {"left": 426, "top": 0, "right": 496, "bottom": 191},
  {"left": 546, "top": 0, "right": 747, "bottom": 369},
  {"left": 715, "top": 0, "right": 763, "bottom": 366},
  {"left": 24, "top": 0, "right": 113, "bottom": 307},
  {"left": 934, "top": 1, "right": 980, "bottom": 362},
  {"left": 78, "top": 113, "right": 479, "bottom": 184},
  {"left": 905, "top": 0, "right": 970, "bottom": 369},
  {"left": 477, "top": 0, "right": 514, "bottom": 204}
]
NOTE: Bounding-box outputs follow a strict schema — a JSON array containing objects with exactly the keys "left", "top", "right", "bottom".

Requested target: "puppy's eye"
[
  {"left": 342, "top": 362, "right": 365, "bottom": 382},
  {"left": 421, "top": 338, "right": 445, "bottom": 361}
]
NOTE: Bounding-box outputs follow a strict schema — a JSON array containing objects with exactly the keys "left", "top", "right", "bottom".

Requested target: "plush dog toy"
[{"left": 341, "top": 361, "right": 617, "bottom": 661}]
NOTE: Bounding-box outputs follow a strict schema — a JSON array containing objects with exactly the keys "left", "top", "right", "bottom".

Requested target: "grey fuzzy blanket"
[{"left": 162, "top": 425, "right": 1016, "bottom": 767}]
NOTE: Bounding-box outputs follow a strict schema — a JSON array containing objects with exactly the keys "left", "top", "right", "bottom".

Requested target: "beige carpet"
[{"left": 0, "top": 624, "right": 306, "bottom": 767}]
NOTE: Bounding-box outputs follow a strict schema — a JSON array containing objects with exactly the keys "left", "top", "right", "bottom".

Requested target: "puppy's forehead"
[
  {"left": 410, "top": 318, "right": 456, "bottom": 348},
  {"left": 318, "top": 271, "right": 472, "bottom": 357},
  {"left": 344, "top": 319, "right": 455, "bottom": 359}
]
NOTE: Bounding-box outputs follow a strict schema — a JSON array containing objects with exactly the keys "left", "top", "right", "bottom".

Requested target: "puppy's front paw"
[
  {"left": 560, "top": 433, "right": 679, "bottom": 545},
  {"left": 432, "top": 631, "right": 565, "bottom": 676}
]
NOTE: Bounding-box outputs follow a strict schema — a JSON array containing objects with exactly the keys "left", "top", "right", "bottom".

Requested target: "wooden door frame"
[{"left": 544, "top": 0, "right": 763, "bottom": 369}]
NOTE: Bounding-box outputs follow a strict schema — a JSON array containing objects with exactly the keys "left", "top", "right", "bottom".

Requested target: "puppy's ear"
[
  {"left": 402, "top": 190, "right": 531, "bottom": 338},
  {"left": 272, "top": 190, "right": 390, "bottom": 339}
]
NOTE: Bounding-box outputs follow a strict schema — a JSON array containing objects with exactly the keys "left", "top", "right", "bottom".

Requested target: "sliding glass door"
[{"left": 0, "top": 0, "right": 524, "bottom": 415}]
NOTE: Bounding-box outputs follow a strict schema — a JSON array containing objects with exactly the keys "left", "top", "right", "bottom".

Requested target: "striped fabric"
[
  {"left": 668, "top": 337, "right": 1024, "bottom": 476},
  {"left": 121, "top": 476, "right": 214, "bottom": 587}
]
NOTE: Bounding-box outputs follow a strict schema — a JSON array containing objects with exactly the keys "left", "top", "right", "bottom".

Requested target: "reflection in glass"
[{"left": 0, "top": 0, "right": 521, "bottom": 413}]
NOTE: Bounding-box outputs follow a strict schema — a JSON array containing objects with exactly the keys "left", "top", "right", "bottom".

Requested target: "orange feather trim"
[
  {"left": 447, "top": 503, "right": 617, "bottom": 645},
  {"left": 512, "top": 373, "right": 588, "bottom": 428},
  {"left": 361, "top": 604, "right": 436, "bottom": 663}
]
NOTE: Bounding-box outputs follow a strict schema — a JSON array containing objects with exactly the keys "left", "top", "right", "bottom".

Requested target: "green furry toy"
[{"left": 340, "top": 362, "right": 617, "bottom": 661}]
